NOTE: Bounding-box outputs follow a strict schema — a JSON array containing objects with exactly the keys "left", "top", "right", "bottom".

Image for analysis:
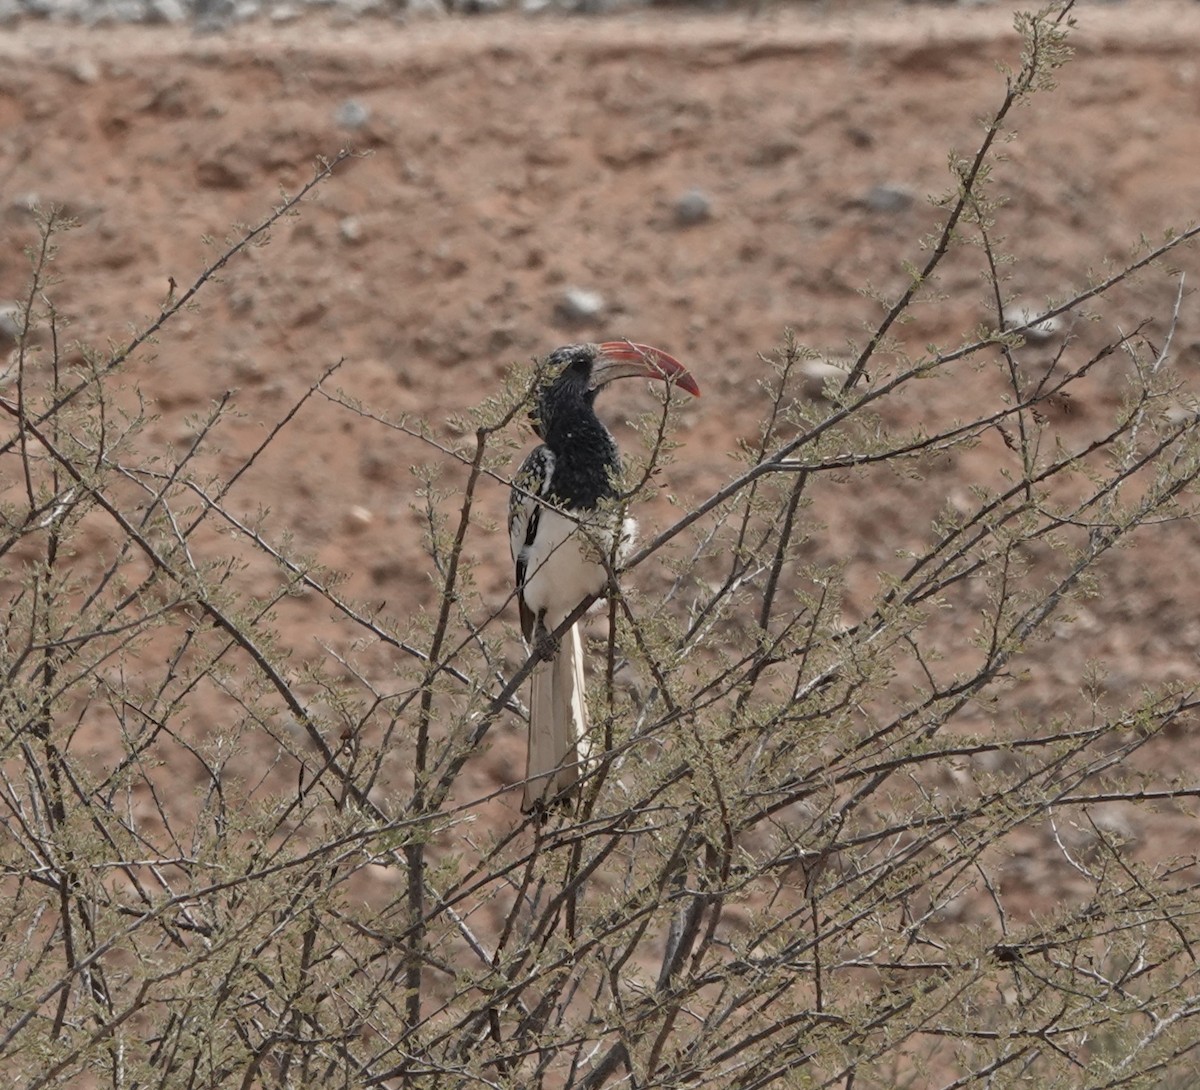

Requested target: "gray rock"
[
  {"left": 1007, "top": 305, "right": 1061, "bottom": 344},
  {"left": 55, "top": 0, "right": 95, "bottom": 17},
  {"left": 0, "top": 303, "right": 22, "bottom": 348},
  {"left": 145, "top": 0, "right": 187, "bottom": 20},
  {"left": 1163, "top": 401, "right": 1200, "bottom": 427},
  {"left": 674, "top": 188, "right": 713, "bottom": 227},
  {"left": 404, "top": 0, "right": 447, "bottom": 17},
  {"left": 864, "top": 184, "right": 914, "bottom": 213},
  {"left": 106, "top": 0, "right": 150, "bottom": 21},
  {"left": 193, "top": 0, "right": 236, "bottom": 29},
  {"left": 69, "top": 56, "right": 100, "bottom": 82},
  {"left": 799, "top": 358, "right": 850, "bottom": 400},
  {"left": 555, "top": 287, "right": 605, "bottom": 325},
  {"left": 335, "top": 98, "right": 371, "bottom": 130}
]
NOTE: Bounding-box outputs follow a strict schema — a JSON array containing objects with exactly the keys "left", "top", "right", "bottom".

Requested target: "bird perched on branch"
[{"left": 509, "top": 341, "right": 700, "bottom": 812}]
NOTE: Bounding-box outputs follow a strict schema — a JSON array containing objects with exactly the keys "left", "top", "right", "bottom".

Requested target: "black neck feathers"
[{"left": 534, "top": 349, "right": 620, "bottom": 511}]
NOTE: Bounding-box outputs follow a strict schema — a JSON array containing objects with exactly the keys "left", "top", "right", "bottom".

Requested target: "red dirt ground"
[{"left": 3, "top": 0, "right": 1200, "bottom": 916}]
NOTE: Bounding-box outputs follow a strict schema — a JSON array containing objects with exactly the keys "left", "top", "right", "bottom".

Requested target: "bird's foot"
[{"left": 532, "top": 623, "right": 559, "bottom": 663}]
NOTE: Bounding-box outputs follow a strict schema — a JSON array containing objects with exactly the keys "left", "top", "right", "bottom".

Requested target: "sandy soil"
[{"left": 3, "top": 0, "right": 1200, "bottom": 913}]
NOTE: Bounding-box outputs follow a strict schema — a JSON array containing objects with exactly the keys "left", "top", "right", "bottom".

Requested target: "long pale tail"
[{"left": 523, "top": 623, "right": 591, "bottom": 812}]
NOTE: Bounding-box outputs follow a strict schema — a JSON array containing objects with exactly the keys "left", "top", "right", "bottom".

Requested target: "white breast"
[{"left": 520, "top": 509, "right": 637, "bottom": 630}]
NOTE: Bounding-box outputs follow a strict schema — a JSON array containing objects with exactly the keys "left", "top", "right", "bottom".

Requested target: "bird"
[{"left": 509, "top": 341, "right": 700, "bottom": 812}]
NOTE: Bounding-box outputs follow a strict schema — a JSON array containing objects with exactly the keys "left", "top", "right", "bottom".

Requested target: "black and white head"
[{"left": 530, "top": 341, "right": 700, "bottom": 439}]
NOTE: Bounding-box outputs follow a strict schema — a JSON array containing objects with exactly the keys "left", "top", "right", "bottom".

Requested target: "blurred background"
[{"left": 2, "top": 0, "right": 1199, "bottom": 909}]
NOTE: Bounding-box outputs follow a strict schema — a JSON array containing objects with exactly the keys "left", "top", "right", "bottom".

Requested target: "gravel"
[
  {"left": 0, "top": 0, "right": 1022, "bottom": 29},
  {"left": 0, "top": 0, "right": 635, "bottom": 25}
]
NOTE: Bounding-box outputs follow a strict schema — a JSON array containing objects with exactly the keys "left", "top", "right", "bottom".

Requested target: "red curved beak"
[{"left": 593, "top": 341, "right": 701, "bottom": 397}]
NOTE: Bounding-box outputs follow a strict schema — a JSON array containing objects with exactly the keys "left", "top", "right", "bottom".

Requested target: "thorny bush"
[{"left": 3, "top": 5, "right": 1200, "bottom": 1088}]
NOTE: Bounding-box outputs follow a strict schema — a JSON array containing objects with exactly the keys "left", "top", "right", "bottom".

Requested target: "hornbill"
[{"left": 509, "top": 341, "right": 700, "bottom": 812}]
